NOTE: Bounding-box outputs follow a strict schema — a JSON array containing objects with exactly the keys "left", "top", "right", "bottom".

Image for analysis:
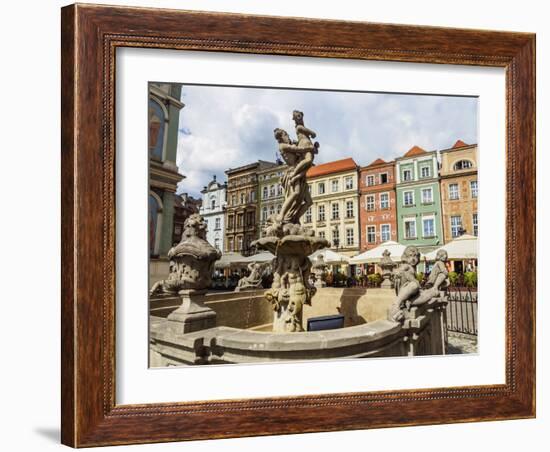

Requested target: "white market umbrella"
[
  {"left": 424, "top": 234, "right": 478, "bottom": 261},
  {"left": 214, "top": 252, "right": 246, "bottom": 268},
  {"left": 238, "top": 251, "right": 275, "bottom": 264},
  {"left": 349, "top": 241, "right": 411, "bottom": 265},
  {"left": 309, "top": 248, "right": 350, "bottom": 265}
]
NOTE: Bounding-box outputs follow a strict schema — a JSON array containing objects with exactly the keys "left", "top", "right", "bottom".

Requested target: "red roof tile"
[
  {"left": 403, "top": 145, "right": 427, "bottom": 157},
  {"left": 306, "top": 157, "right": 358, "bottom": 178},
  {"left": 452, "top": 139, "right": 469, "bottom": 148},
  {"left": 365, "top": 158, "right": 387, "bottom": 168}
]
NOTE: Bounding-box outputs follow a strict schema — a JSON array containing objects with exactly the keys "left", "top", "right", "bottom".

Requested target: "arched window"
[
  {"left": 262, "top": 206, "right": 268, "bottom": 221},
  {"left": 148, "top": 98, "right": 167, "bottom": 161},
  {"left": 262, "top": 186, "right": 268, "bottom": 199},
  {"left": 453, "top": 160, "right": 473, "bottom": 170},
  {"left": 210, "top": 197, "right": 216, "bottom": 210},
  {"left": 149, "top": 193, "right": 163, "bottom": 256}
]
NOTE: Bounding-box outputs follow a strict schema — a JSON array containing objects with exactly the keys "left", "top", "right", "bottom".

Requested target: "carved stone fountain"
[{"left": 252, "top": 111, "right": 329, "bottom": 332}]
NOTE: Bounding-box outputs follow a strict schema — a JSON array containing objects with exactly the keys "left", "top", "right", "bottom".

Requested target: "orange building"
[
  {"left": 440, "top": 140, "right": 479, "bottom": 244},
  {"left": 358, "top": 158, "right": 397, "bottom": 251}
]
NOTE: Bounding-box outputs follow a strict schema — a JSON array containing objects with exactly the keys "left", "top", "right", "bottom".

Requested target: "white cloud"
[{"left": 173, "top": 84, "right": 477, "bottom": 197}]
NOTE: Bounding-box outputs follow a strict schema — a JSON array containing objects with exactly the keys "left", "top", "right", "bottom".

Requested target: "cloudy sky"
[{"left": 174, "top": 84, "right": 477, "bottom": 197}]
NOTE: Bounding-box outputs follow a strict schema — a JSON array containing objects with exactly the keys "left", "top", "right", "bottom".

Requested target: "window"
[
  {"left": 318, "top": 231, "right": 326, "bottom": 239},
  {"left": 346, "top": 229, "right": 355, "bottom": 246},
  {"left": 366, "top": 175, "right": 375, "bottom": 186},
  {"left": 262, "top": 186, "right": 268, "bottom": 199},
  {"left": 381, "top": 224, "right": 391, "bottom": 242},
  {"left": 331, "top": 203, "right": 339, "bottom": 220},
  {"left": 345, "top": 177, "right": 353, "bottom": 190},
  {"left": 473, "top": 213, "right": 478, "bottom": 236},
  {"left": 269, "top": 185, "right": 276, "bottom": 197},
  {"left": 420, "top": 166, "right": 431, "bottom": 178},
  {"left": 470, "top": 180, "right": 478, "bottom": 198},
  {"left": 380, "top": 193, "right": 389, "bottom": 209},
  {"left": 237, "top": 214, "right": 243, "bottom": 228},
  {"left": 380, "top": 173, "right": 388, "bottom": 184},
  {"left": 449, "top": 183, "right": 459, "bottom": 200},
  {"left": 148, "top": 194, "right": 161, "bottom": 256},
  {"left": 450, "top": 215, "right": 462, "bottom": 238},
  {"left": 269, "top": 205, "right": 275, "bottom": 216},
  {"left": 403, "top": 169, "right": 412, "bottom": 181},
  {"left": 367, "top": 226, "right": 376, "bottom": 243},
  {"left": 454, "top": 160, "right": 473, "bottom": 170},
  {"left": 423, "top": 217, "right": 435, "bottom": 237},
  {"left": 215, "top": 218, "right": 221, "bottom": 229},
  {"left": 237, "top": 236, "right": 243, "bottom": 251},
  {"left": 332, "top": 228, "right": 340, "bottom": 245},
  {"left": 210, "top": 198, "right": 216, "bottom": 210},
  {"left": 277, "top": 204, "right": 282, "bottom": 214},
  {"left": 231, "top": 195, "right": 236, "bottom": 206},
  {"left": 421, "top": 187, "right": 433, "bottom": 204},
  {"left": 346, "top": 200, "right": 354, "bottom": 218},
  {"left": 366, "top": 195, "right": 375, "bottom": 211},
  {"left": 403, "top": 191, "right": 414, "bottom": 206},
  {"left": 331, "top": 179, "right": 339, "bottom": 192},
  {"left": 318, "top": 182, "right": 325, "bottom": 194},
  {"left": 305, "top": 207, "right": 312, "bottom": 223},
  {"left": 262, "top": 206, "right": 268, "bottom": 221},
  {"left": 228, "top": 238, "right": 234, "bottom": 252},
  {"left": 227, "top": 215, "right": 234, "bottom": 230},
  {"left": 214, "top": 238, "right": 220, "bottom": 250},
  {"left": 247, "top": 211, "right": 255, "bottom": 226},
  {"left": 240, "top": 193, "right": 245, "bottom": 204},
  {"left": 204, "top": 219, "right": 209, "bottom": 230},
  {"left": 318, "top": 205, "right": 325, "bottom": 222},
  {"left": 277, "top": 184, "right": 283, "bottom": 196},
  {"left": 404, "top": 218, "right": 417, "bottom": 239},
  {"left": 148, "top": 99, "right": 166, "bottom": 160},
  {"left": 250, "top": 191, "right": 255, "bottom": 202}
]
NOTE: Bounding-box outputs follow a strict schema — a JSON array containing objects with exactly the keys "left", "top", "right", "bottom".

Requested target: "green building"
[
  {"left": 148, "top": 83, "right": 185, "bottom": 260},
  {"left": 395, "top": 146, "right": 444, "bottom": 255}
]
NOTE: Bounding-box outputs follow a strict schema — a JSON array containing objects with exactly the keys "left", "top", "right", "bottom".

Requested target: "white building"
[{"left": 199, "top": 175, "right": 227, "bottom": 251}]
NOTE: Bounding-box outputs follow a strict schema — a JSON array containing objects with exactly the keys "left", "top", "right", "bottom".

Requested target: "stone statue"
[
  {"left": 235, "top": 262, "right": 266, "bottom": 292},
  {"left": 389, "top": 245, "right": 421, "bottom": 322},
  {"left": 253, "top": 110, "right": 329, "bottom": 332},
  {"left": 311, "top": 254, "right": 328, "bottom": 288},
  {"left": 156, "top": 213, "right": 221, "bottom": 333},
  {"left": 379, "top": 249, "right": 396, "bottom": 289},
  {"left": 389, "top": 247, "right": 450, "bottom": 323}
]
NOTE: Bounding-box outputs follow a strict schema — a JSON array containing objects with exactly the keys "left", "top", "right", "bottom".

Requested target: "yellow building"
[
  {"left": 304, "top": 158, "right": 360, "bottom": 257},
  {"left": 440, "top": 140, "right": 479, "bottom": 244}
]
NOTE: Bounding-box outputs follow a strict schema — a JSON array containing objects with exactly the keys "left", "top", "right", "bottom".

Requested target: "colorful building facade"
[
  {"left": 439, "top": 140, "right": 479, "bottom": 243},
  {"left": 199, "top": 175, "right": 227, "bottom": 251},
  {"left": 395, "top": 146, "right": 444, "bottom": 254},
  {"left": 148, "top": 83, "right": 185, "bottom": 259},
  {"left": 358, "top": 159, "right": 398, "bottom": 251},
  {"left": 304, "top": 158, "right": 360, "bottom": 257},
  {"left": 224, "top": 160, "right": 278, "bottom": 255},
  {"left": 257, "top": 163, "right": 286, "bottom": 236}
]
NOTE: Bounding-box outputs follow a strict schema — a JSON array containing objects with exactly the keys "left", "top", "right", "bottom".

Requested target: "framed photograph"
[{"left": 61, "top": 3, "right": 535, "bottom": 447}]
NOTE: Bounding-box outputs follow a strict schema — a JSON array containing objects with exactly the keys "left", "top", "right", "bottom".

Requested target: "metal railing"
[{"left": 446, "top": 287, "right": 478, "bottom": 335}]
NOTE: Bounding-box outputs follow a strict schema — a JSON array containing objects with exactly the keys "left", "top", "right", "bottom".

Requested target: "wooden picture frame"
[{"left": 61, "top": 3, "right": 535, "bottom": 447}]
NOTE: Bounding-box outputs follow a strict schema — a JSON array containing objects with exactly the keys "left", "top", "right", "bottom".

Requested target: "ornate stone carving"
[
  {"left": 253, "top": 110, "right": 329, "bottom": 332},
  {"left": 389, "top": 246, "right": 449, "bottom": 322},
  {"left": 235, "top": 262, "right": 267, "bottom": 292},
  {"left": 157, "top": 214, "right": 221, "bottom": 334},
  {"left": 379, "top": 249, "right": 396, "bottom": 289},
  {"left": 311, "top": 254, "right": 328, "bottom": 288}
]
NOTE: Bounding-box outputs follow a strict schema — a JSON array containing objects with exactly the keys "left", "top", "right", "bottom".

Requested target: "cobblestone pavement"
[{"left": 446, "top": 333, "right": 478, "bottom": 354}]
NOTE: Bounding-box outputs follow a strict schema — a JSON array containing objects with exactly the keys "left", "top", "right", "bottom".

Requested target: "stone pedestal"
[
  {"left": 166, "top": 289, "right": 216, "bottom": 334},
  {"left": 380, "top": 278, "right": 393, "bottom": 289}
]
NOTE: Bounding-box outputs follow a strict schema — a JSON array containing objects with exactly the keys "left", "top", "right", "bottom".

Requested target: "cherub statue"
[
  {"left": 389, "top": 246, "right": 421, "bottom": 321},
  {"left": 425, "top": 249, "right": 449, "bottom": 293},
  {"left": 236, "top": 262, "right": 266, "bottom": 291}
]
